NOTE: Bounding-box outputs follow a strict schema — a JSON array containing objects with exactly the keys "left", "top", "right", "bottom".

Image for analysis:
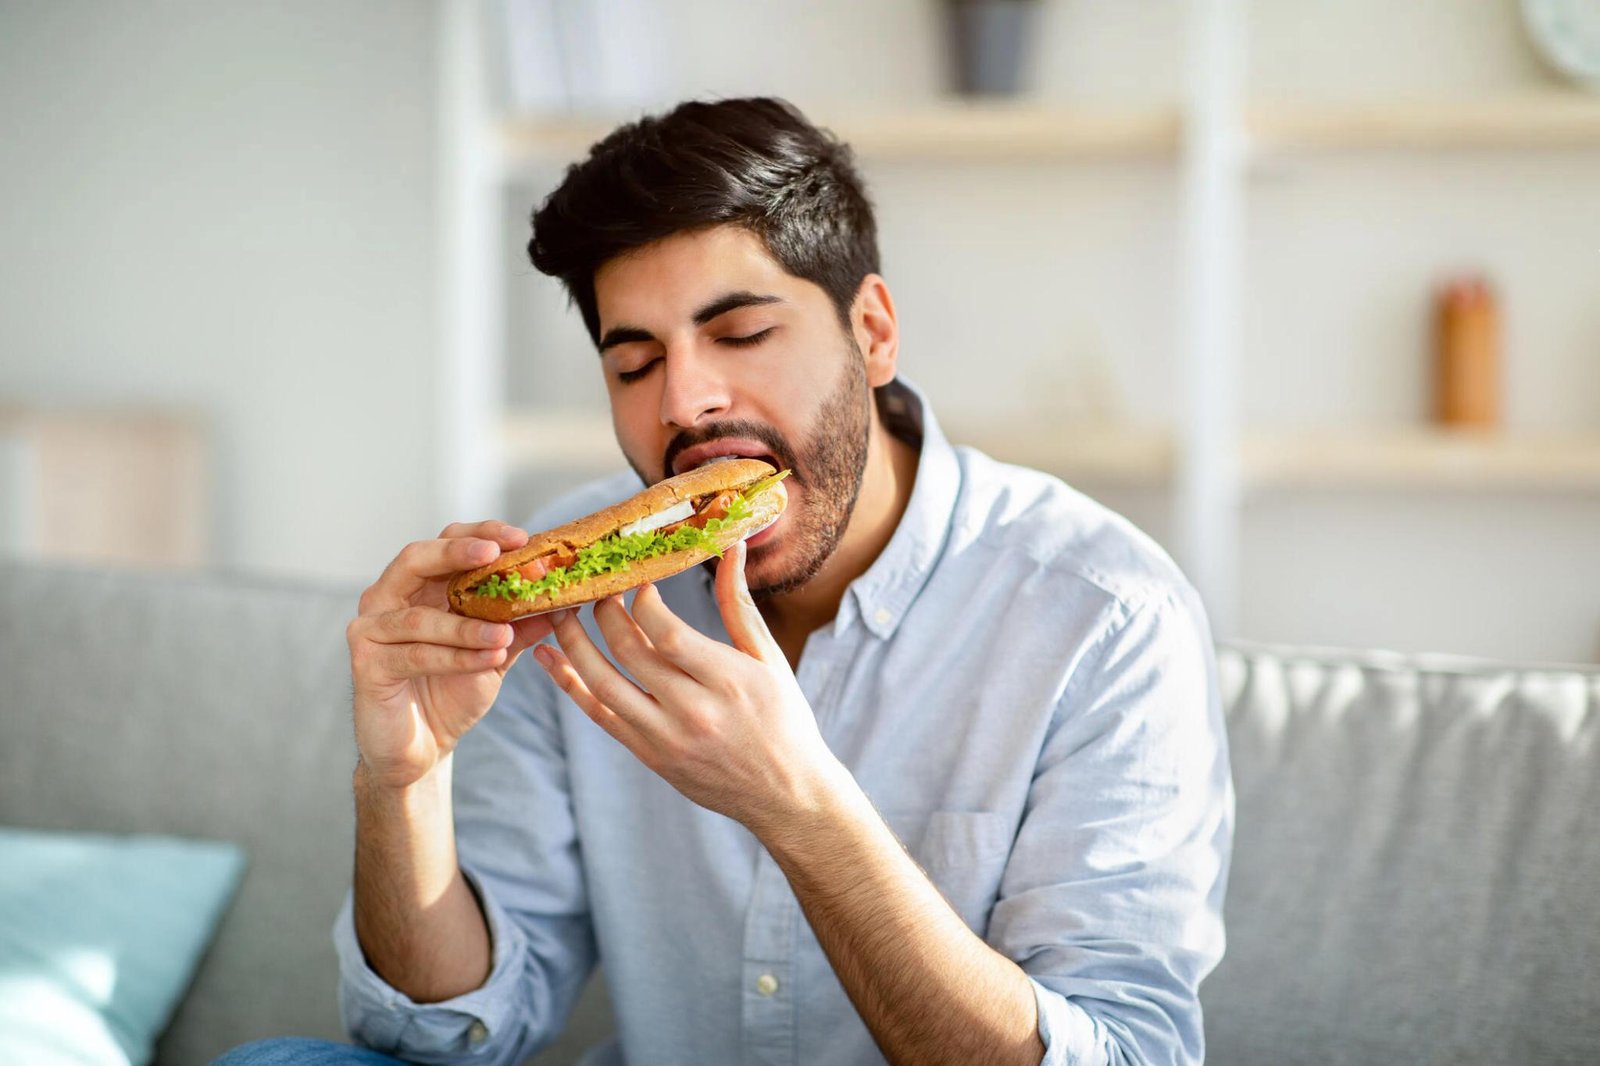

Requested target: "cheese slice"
[{"left": 618, "top": 499, "right": 695, "bottom": 538}]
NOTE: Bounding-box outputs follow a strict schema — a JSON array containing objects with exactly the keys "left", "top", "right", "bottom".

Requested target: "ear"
[{"left": 850, "top": 274, "right": 899, "bottom": 389}]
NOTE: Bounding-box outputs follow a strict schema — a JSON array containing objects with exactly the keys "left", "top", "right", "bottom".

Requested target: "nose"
[{"left": 657, "top": 343, "right": 732, "bottom": 430}]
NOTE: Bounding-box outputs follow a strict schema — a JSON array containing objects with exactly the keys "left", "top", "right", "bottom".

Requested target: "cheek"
[{"left": 607, "top": 387, "right": 665, "bottom": 470}]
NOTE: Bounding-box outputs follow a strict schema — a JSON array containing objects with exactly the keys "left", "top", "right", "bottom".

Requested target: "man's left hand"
[{"left": 533, "top": 541, "right": 845, "bottom": 832}]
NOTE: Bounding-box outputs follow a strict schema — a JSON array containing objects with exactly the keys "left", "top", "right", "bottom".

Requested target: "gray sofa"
[{"left": 2, "top": 561, "right": 1596, "bottom": 1064}]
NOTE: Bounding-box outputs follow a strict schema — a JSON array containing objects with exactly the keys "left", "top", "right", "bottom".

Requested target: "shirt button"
[
  {"left": 755, "top": 973, "right": 780, "bottom": 997},
  {"left": 468, "top": 1020, "right": 488, "bottom": 1045},
  {"left": 873, "top": 607, "right": 892, "bottom": 626}
]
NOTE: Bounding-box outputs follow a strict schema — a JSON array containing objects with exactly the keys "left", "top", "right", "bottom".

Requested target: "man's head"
[{"left": 528, "top": 98, "right": 901, "bottom": 597}]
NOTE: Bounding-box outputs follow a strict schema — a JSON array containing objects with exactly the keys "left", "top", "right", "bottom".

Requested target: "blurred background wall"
[
  {"left": 0, "top": 0, "right": 439, "bottom": 581},
  {"left": 2, "top": 0, "right": 1597, "bottom": 662}
]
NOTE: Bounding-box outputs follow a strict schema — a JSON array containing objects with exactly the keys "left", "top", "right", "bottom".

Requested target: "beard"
[{"left": 634, "top": 341, "right": 872, "bottom": 600}]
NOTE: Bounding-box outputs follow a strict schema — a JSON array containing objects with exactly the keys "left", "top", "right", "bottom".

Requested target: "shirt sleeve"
[
  {"left": 334, "top": 644, "right": 597, "bottom": 1065},
  {"left": 989, "top": 585, "right": 1234, "bottom": 1066}
]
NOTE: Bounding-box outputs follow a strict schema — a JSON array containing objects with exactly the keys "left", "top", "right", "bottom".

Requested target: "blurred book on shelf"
[{"left": 0, "top": 406, "right": 209, "bottom": 569}]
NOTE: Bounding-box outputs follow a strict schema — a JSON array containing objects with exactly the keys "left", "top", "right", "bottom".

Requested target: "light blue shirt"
[{"left": 335, "top": 378, "right": 1233, "bottom": 1066}]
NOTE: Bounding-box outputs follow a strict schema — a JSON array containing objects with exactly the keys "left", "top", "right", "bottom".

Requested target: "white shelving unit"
[{"left": 438, "top": 0, "right": 1600, "bottom": 640}]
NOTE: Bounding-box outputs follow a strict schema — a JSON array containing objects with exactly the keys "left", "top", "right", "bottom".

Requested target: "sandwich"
[{"left": 447, "top": 458, "right": 790, "bottom": 622}]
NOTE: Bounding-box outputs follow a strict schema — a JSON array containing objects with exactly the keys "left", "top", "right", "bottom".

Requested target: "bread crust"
[{"left": 446, "top": 460, "right": 784, "bottom": 622}]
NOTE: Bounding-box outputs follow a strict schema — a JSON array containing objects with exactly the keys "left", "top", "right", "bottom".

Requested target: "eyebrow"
[{"left": 596, "top": 291, "right": 784, "bottom": 353}]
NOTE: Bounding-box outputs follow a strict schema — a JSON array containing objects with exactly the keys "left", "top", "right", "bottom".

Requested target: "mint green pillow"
[{"left": 0, "top": 827, "right": 246, "bottom": 1066}]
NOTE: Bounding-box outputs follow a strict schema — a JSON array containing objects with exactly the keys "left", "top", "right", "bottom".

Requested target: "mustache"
[{"left": 662, "top": 420, "right": 802, "bottom": 485}]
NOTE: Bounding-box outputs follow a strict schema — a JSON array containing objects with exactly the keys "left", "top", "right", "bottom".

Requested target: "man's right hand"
[{"left": 346, "top": 520, "right": 554, "bottom": 791}]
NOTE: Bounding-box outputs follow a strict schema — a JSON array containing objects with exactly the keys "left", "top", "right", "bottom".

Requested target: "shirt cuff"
[
  {"left": 1029, "top": 976, "right": 1106, "bottom": 1066},
  {"left": 333, "top": 866, "right": 530, "bottom": 1063}
]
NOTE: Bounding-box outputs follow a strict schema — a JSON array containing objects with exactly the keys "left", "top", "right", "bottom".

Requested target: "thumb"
[{"left": 715, "top": 540, "right": 781, "bottom": 664}]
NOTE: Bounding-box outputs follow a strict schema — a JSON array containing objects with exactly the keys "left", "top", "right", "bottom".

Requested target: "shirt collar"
[{"left": 845, "top": 376, "right": 960, "bottom": 639}]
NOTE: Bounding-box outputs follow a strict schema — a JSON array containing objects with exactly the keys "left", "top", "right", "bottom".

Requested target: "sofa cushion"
[
  {"left": 0, "top": 827, "right": 245, "bottom": 1066},
  {"left": 1205, "top": 641, "right": 1600, "bottom": 1065},
  {"left": 0, "top": 562, "right": 363, "bottom": 1065}
]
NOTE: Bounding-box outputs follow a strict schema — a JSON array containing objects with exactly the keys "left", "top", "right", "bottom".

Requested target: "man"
[{"left": 227, "top": 96, "right": 1231, "bottom": 1066}]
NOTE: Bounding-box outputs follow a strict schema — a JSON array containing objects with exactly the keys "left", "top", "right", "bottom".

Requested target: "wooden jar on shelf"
[{"left": 1433, "top": 275, "right": 1501, "bottom": 428}]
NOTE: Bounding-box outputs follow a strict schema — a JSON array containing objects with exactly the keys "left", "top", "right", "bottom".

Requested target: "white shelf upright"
[
  {"left": 1174, "top": 0, "right": 1247, "bottom": 637},
  {"left": 437, "top": 0, "right": 508, "bottom": 529}
]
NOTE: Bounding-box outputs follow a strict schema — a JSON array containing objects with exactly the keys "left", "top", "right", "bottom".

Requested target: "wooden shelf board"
[
  {"left": 500, "top": 95, "right": 1600, "bottom": 170},
  {"left": 1242, "top": 427, "right": 1600, "bottom": 491},
  {"left": 1249, "top": 93, "right": 1600, "bottom": 155},
  {"left": 949, "top": 422, "right": 1175, "bottom": 485},
  {"left": 499, "top": 103, "right": 1180, "bottom": 166},
  {"left": 502, "top": 409, "right": 619, "bottom": 469},
  {"left": 502, "top": 412, "right": 1600, "bottom": 493}
]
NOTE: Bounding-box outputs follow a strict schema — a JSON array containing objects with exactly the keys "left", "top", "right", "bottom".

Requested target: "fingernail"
[
  {"left": 479, "top": 623, "right": 502, "bottom": 643},
  {"left": 533, "top": 645, "right": 554, "bottom": 668}
]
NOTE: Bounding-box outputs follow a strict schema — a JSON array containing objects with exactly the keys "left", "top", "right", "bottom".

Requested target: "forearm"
[
  {"left": 352, "top": 755, "right": 492, "bottom": 1002},
  {"left": 758, "top": 770, "right": 1044, "bottom": 1066}
]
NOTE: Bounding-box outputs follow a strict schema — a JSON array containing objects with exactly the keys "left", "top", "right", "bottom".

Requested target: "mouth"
[{"left": 671, "top": 438, "right": 785, "bottom": 477}]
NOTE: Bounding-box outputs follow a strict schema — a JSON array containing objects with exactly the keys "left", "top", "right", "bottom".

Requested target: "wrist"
[
  {"left": 748, "top": 754, "right": 873, "bottom": 858},
  {"left": 354, "top": 752, "right": 453, "bottom": 809}
]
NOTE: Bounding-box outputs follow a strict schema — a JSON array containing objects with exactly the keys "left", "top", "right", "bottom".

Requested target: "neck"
[{"left": 757, "top": 407, "right": 920, "bottom": 664}]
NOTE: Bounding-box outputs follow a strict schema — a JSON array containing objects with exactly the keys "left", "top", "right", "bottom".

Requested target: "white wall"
[{"left": 0, "top": 0, "right": 439, "bottom": 583}]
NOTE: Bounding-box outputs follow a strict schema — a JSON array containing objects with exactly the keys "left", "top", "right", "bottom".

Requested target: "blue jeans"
[{"left": 211, "top": 1037, "right": 413, "bottom": 1066}]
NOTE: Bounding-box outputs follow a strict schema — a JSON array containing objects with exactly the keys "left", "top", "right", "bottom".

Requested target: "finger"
[
  {"left": 365, "top": 536, "right": 509, "bottom": 614},
  {"left": 369, "top": 640, "right": 508, "bottom": 680},
  {"left": 714, "top": 540, "right": 782, "bottom": 664},
  {"left": 590, "top": 595, "right": 693, "bottom": 696},
  {"left": 630, "top": 582, "right": 724, "bottom": 686},
  {"left": 548, "top": 608, "right": 661, "bottom": 727},
  {"left": 533, "top": 643, "right": 649, "bottom": 754},
  {"left": 360, "top": 605, "right": 513, "bottom": 650},
  {"left": 438, "top": 520, "right": 530, "bottom": 549}
]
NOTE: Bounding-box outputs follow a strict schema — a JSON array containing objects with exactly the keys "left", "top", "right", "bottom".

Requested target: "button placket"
[{"left": 739, "top": 850, "right": 798, "bottom": 1066}]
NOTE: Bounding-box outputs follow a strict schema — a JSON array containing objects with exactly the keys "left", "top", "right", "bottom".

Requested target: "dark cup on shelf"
[{"left": 945, "top": 0, "right": 1041, "bottom": 96}]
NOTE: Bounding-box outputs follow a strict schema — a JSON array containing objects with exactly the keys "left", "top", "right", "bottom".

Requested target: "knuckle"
[
  {"left": 400, "top": 607, "right": 428, "bottom": 636},
  {"left": 680, "top": 706, "right": 714, "bottom": 740},
  {"left": 653, "top": 628, "right": 686, "bottom": 660},
  {"left": 711, "top": 667, "right": 745, "bottom": 699},
  {"left": 404, "top": 643, "right": 432, "bottom": 673}
]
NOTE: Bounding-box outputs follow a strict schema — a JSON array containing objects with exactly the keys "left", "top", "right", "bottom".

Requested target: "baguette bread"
[{"left": 447, "top": 458, "right": 786, "bottom": 622}]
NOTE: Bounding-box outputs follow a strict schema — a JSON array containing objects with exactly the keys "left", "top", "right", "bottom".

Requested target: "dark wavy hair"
[{"left": 528, "top": 97, "right": 880, "bottom": 345}]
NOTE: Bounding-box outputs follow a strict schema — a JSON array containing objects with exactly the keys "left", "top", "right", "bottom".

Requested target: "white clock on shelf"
[{"left": 1522, "top": 0, "right": 1600, "bottom": 88}]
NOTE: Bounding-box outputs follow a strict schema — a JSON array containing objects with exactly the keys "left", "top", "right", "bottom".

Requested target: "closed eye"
[
  {"left": 718, "top": 327, "right": 777, "bottom": 348},
  {"left": 617, "top": 358, "right": 659, "bottom": 383},
  {"left": 617, "top": 327, "right": 775, "bottom": 383}
]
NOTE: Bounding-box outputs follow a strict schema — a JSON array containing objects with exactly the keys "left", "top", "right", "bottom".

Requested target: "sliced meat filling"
[
  {"left": 660, "top": 490, "right": 737, "bottom": 536},
  {"left": 512, "top": 550, "right": 576, "bottom": 583}
]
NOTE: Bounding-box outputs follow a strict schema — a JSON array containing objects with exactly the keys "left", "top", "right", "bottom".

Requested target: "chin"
[{"left": 740, "top": 530, "right": 788, "bottom": 590}]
